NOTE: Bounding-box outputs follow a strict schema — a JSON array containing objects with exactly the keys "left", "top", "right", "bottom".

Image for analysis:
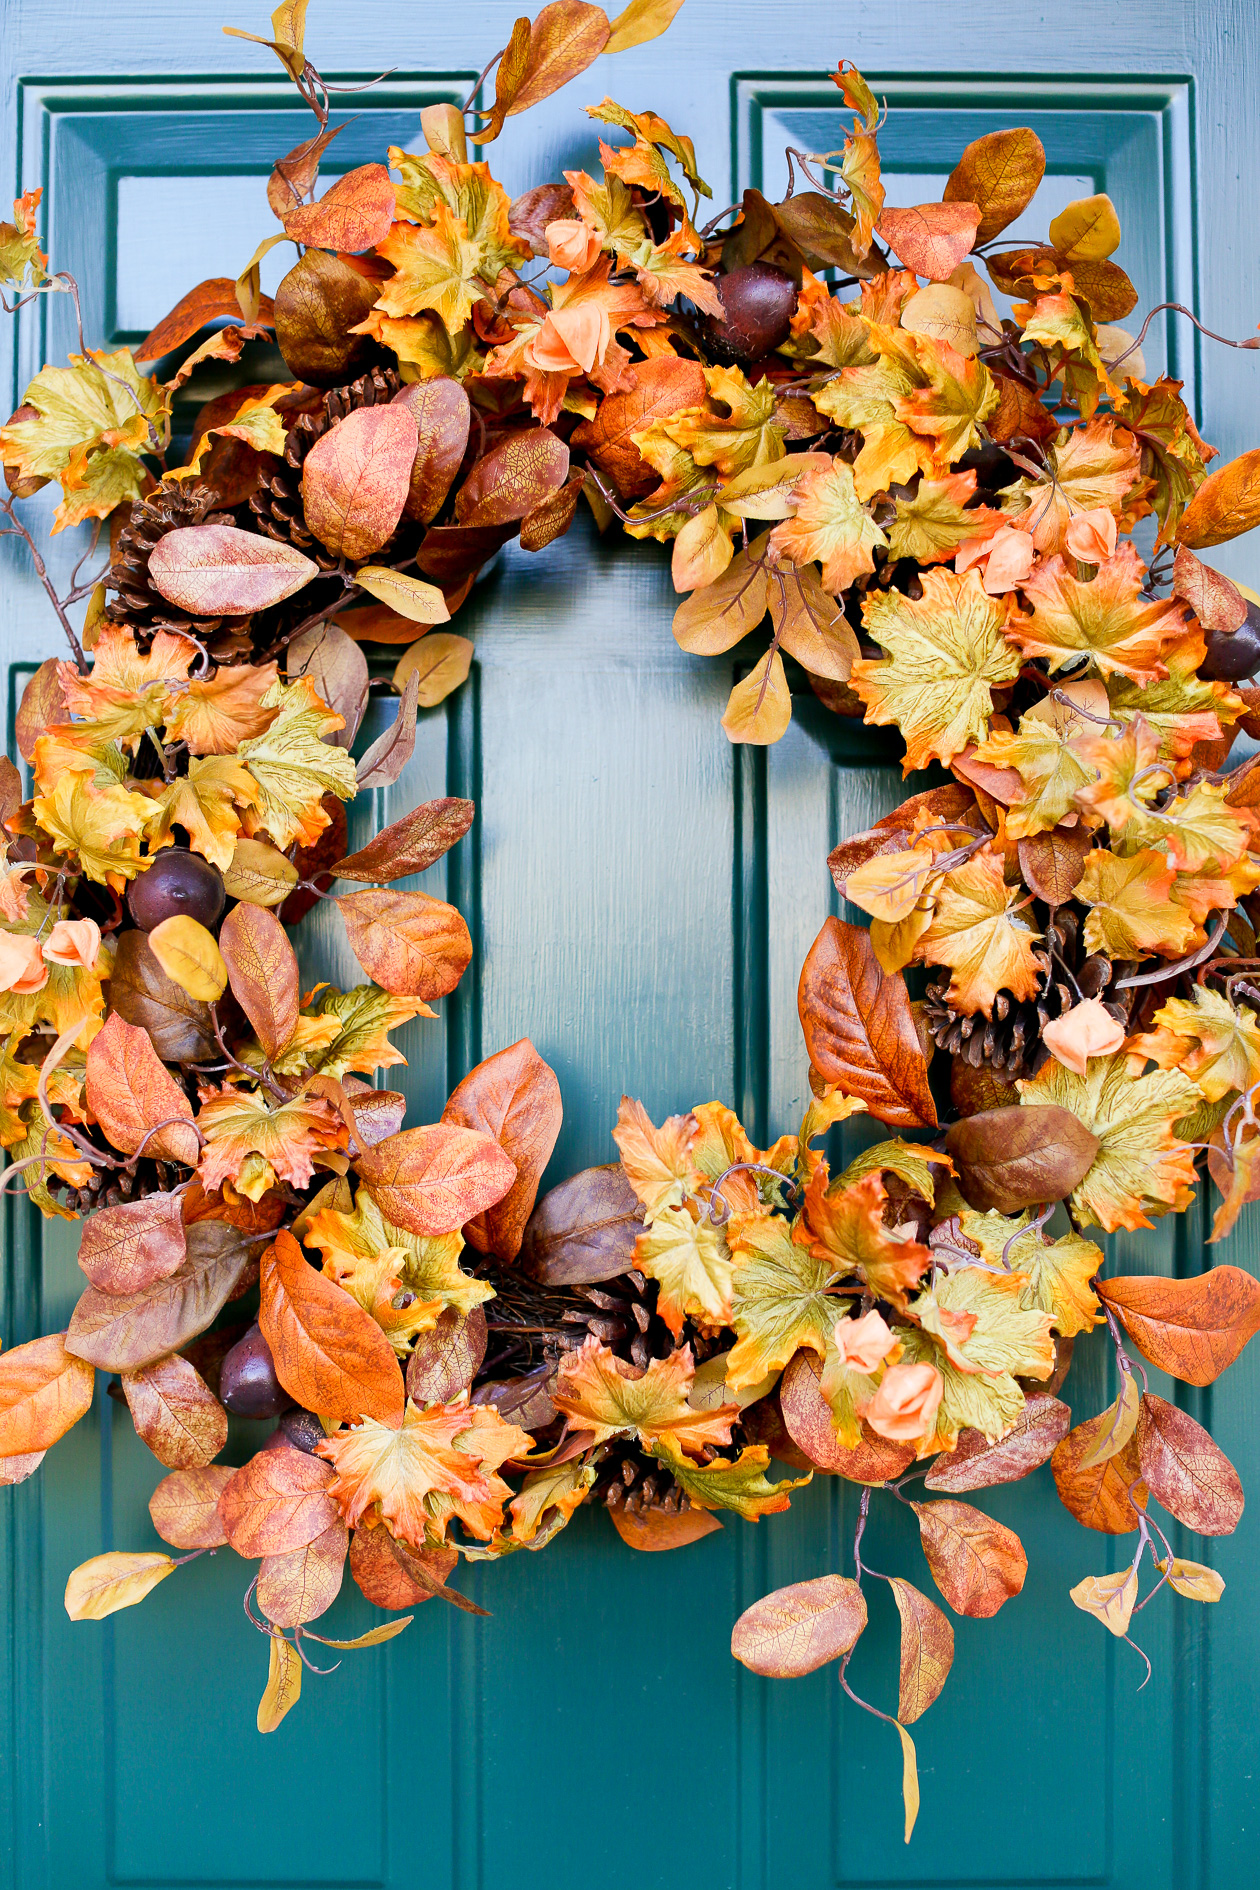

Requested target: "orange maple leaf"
[
  {"left": 1007, "top": 543, "right": 1200, "bottom": 683},
  {"left": 316, "top": 1397, "right": 532, "bottom": 1546},
  {"left": 795, "top": 1169, "right": 931, "bottom": 1311},
  {"left": 552, "top": 1337, "right": 739, "bottom": 1452}
]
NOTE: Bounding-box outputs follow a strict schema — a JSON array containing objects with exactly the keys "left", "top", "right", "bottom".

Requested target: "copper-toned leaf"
[
  {"left": 392, "top": 379, "right": 472, "bottom": 523},
  {"left": 219, "top": 902, "right": 298, "bottom": 1062},
  {"left": 509, "top": 1, "right": 611, "bottom": 116},
  {"left": 283, "top": 162, "right": 395, "bottom": 253},
  {"left": 107, "top": 929, "right": 218, "bottom": 1063},
  {"left": 1052, "top": 1410, "right": 1147, "bottom": 1533},
  {"left": 877, "top": 202, "right": 982, "bottom": 281},
  {"left": 779, "top": 1350, "right": 915, "bottom": 1481},
  {"left": 923, "top": 1393, "right": 1070, "bottom": 1492},
  {"left": 441, "top": 1039, "right": 563, "bottom": 1258},
  {"left": 1171, "top": 545, "right": 1248, "bottom": 634},
  {"left": 910, "top": 1498, "right": 1027, "bottom": 1616},
  {"left": 121, "top": 1353, "right": 228, "bottom": 1468},
  {"left": 267, "top": 121, "right": 346, "bottom": 221},
  {"left": 331, "top": 797, "right": 474, "bottom": 884},
  {"left": 66, "top": 1221, "right": 258, "bottom": 1372},
  {"left": 609, "top": 1504, "right": 722, "bottom": 1551},
  {"left": 273, "top": 249, "right": 383, "bottom": 388},
  {"left": 64, "top": 1550, "right": 175, "bottom": 1621},
  {"left": 405, "top": 1306, "right": 489, "bottom": 1406},
  {"left": 942, "top": 128, "right": 1045, "bottom": 246},
  {"left": 257, "top": 1632, "right": 301, "bottom": 1733},
  {"left": 353, "top": 671, "right": 422, "bottom": 791},
  {"left": 520, "top": 1163, "right": 644, "bottom": 1285},
  {"left": 455, "top": 429, "right": 571, "bottom": 528},
  {"left": 349, "top": 1519, "right": 458, "bottom": 1608},
  {"left": 731, "top": 1573, "right": 867, "bottom": 1676},
  {"left": 259, "top": 1228, "right": 404, "bottom": 1426},
  {"left": 1136, "top": 1392, "right": 1244, "bottom": 1536},
  {"left": 890, "top": 1576, "right": 954, "bottom": 1723},
  {"left": 287, "top": 620, "right": 369, "bottom": 748},
  {"left": 218, "top": 1442, "right": 339, "bottom": 1557},
  {"left": 945, "top": 1105, "right": 1099, "bottom": 1215},
  {"left": 85, "top": 1011, "right": 200, "bottom": 1166},
  {"left": 0, "top": 1333, "right": 95, "bottom": 1455},
  {"left": 356, "top": 1123, "right": 518, "bottom": 1238},
  {"left": 1175, "top": 448, "right": 1260, "bottom": 550},
  {"left": 15, "top": 658, "right": 68, "bottom": 762},
  {"left": 301, "top": 405, "right": 418, "bottom": 562},
  {"left": 136, "top": 278, "right": 275, "bottom": 365},
  {"left": 798, "top": 917, "right": 936, "bottom": 1129},
  {"left": 336, "top": 887, "right": 472, "bottom": 999},
  {"left": 256, "top": 1519, "right": 349, "bottom": 1626},
  {"left": 78, "top": 1191, "right": 187, "bottom": 1295},
  {"left": 1097, "top": 1269, "right": 1260, "bottom": 1387},
  {"left": 148, "top": 523, "right": 316, "bottom": 616},
  {"left": 148, "top": 1464, "right": 234, "bottom": 1548},
  {"left": 1016, "top": 825, "right": 1092, "bottom": 906},
  {"left": 572, "top": 355, "right": 708, "bottom": 500}
]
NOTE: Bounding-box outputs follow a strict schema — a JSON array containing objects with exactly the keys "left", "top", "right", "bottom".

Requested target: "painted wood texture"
[{"left": 2, "top": 3, "right": 1258, "bottom": 1886}]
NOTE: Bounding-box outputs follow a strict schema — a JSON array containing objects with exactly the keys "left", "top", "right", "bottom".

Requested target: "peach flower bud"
[
  {"left": 862, "top": 1360, "right": 944, "bottom": 1443},
  {"left": 545, "top": 219, "right": 603, "bottom": 274},
  {"left": 1064, "top": 506, "right": 1117, "bottom": 565},
  {"left": 527, "top": 303, "right": 611, "bottom": 375},
  {"left": 42, "top": 917, "right": 102, "bottom": 971},
  {"left": 0, "top": 931, "right": 48, "bottom": 995},
  {"left": 1041, "top": 996, "right": 1126, "bottom": 1077},
  {"left": 833, "top": 1308, "right": 897, "bottom": 1374}
]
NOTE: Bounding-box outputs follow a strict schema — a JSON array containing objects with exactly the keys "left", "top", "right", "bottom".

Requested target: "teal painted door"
[{"left": 3, "top": 4, "right": 1259, "bottom": 1887}]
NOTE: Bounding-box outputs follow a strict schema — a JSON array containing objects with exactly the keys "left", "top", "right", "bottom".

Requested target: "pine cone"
[
  {"left": 249, "top": 364, "right": 405, "bottom": 568},
  {"left": 105, "top": 480, "right": 232, "bottom": 645},
  {"left": 591, "top": 1442, "right": 694, "bottom": 1517}
]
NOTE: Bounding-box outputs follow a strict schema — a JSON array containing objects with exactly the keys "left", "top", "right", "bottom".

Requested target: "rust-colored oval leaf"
[
  {"left": 349, "top": 1519, "right": 458, "bottom": 1607},
  {"left": 86, "top": 1012, "right": 200, "bottom": 1166},
  {"left": 267, "top": 122, "right": 346, "bottom": 221},
  {"left": 218, "top": 1442, "right": 340, "bottom": 1558},
  {"left": 257, "top": 1632, "right": 302, "bottom": 1733},
  {"left": 405, "top": 1306, "right": 489, "bottom": 1406},
  {"left": 924, "top": 1393, "right": 1071, "bottom": 1492},
  {"left": 441, "top": 1039, "right": 563, "bottom": 1258},
  {"left": 1171, "top": 545, "right": 1248, "bottom": 634},
  {"left": 392, "top": 378, "right": 472, "bottom": 522},
  {"left": 910, "top": 1499, "right": 1027, "bottom": 1616},
  {"left": 148, "top": 523, "right": 317, "bottom": 616},
  {"left": 355, "top": 1123, "right": 518, "bottom": 1239},
  {"left": 283, "top": 162, "right": 395, "bottom": 253},
  {"left": 1096, "top": 1267, "right": 1260, "bottom": 1386},
  {"left": 945, "top": 1105, "right": 1099, "bottom": 1214},
  {"left": 890, "top": 1576, "right": 954, "bottom": 1723},
  {"left": 122, "top": 1353, "right": 228, "bottom": 1469},
  {"left": 259, "top": 1229, "right": 404, "bottom": 1426},
  {"left": 779, "top": 1349, "right": 915, "bottom": 1480},
  {"left": 455, "top": 429, "right": 571, "bottom": 528},
  {"left": 1136, "top": 1392, "right": 1244, "bottom": 1536},
  {"left": 731, "top": 1573, "right": 867, "bottom": 1677},
  {"left": 108, "top": 929, "right": 218, "bottom": 1063},
  {"left": 1052, "top": 1410, "right": 1147, "bottom": 1533},
  {"left": 943, "top": 128, "right": 1045, "bottom": 246},
  {"left": 877, "top": 202, "right": 982, "bottom": 281},
  {"left": 1176, "top": 449, "right": 1260, "bottom": 549},
  {"left": 609, "top": 1505, "right": 723, "bottom": 1551},
  {"left": 301, "top": 405, "right": 418, "bottom": 562},
  {"left": 78, "top": 1191, "right": 187, "bottom": 1295},
  {"left": 149, "top": 1464, "right": 235, "bottom": 1548},
  {"left": 0, "top": 1333, "right": 95, "bottom": 1455},
  {"left": 16, "top": 657, "right": 68, "bottom": 761},
  {"left": 273, "top": 249, "right": 382, "bottom": 387},
  {"left": 136, "top": 277, "right": 275, "bottom": 365},
  {"left": 798, "top": 917, "right": 936, "bottom": 1129},
  {"left": 219, "top": 902, "right": 298, "bottom": 1062},
  {"left": 65, "top": 1550, "right": 176, "bottom": 1621},
  {"left": 65, "top": 1221, "right": 257, "bottom": 1372},
  {"left": 257, "top": 1519, "right": 349, "bottom": 1627},
  {"left": 336, "top": 887, "right": 472, "bottom": 1000},
  {"left": 393, "top": 633, "right": 475, "bottom": 709},
  {"left": 353, "top": 671, "right": 421, "bottom": 791},
  {"left": 573, "top": 354, "right": 707, "bottom": 500},
  {"left": 520, "top": 1163, "right": 644, "bottom": 1285},
  {"left": 1017, "top": 825, "right": 1092, "bottom": 906},
  {"left": 331, "top": 796, "right": 474, "bottom": 884}
]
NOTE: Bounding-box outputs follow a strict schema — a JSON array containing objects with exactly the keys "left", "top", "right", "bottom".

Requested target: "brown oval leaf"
[
  {"left": 405, "top": 1306, "right": 489, "bottom": 1406},
  {"left": 609, "top": 1505, "right": 723, "bottom": 1551},
  {"left": 136, "top": 277, "right": 275, "bottom": 365},
  {"left": 392, "top": 378, "right": 472, "bottom": 522},
  {"left": 355, "top": 1123, "right": 517, "bottom": 1238},
  {"left": 924, "top": 1393, "right": 1071, "bottom": 1492},
  {"left": 943, "top": 128, "right": 1046, "bottom": 246},
  {"left": 259, "top": 1229, "right": 404, "bottom": 1426},
  {"left": 1136, "top": 1392, "right": 1244, "bottom": 1536},
  {"left": 0, "top": 1333, "right": 95, "bottom": 1455},
  {"left": 219, "top": 902, "right": 298, "bottom": 1062},
  {"left": 331, "top": 796, "right": 474, "bottom": 884},
  {"left": 273, "top": 249, "right": 382, "bottom": 387},
  {"left": 85, "top": 1012, "right": 200, "bottom": 1166},
  {"left": 1016, "top": 825, "right": 1092, "bottom": 906},
  {"left": 454, "top": 429, "right": 571, "bottom": 528},
  {"left": 301, "top": 404, "right": 418, "bottom": 562},
  {"left": 218, "top": 1442, "right": 339, "bottom": 1557},
  {"left": 1097, "top": 1267, "right": 1260, "bottom": 1385},
  {"left": 283, "top": 162, "right": 395, "bottom": 253},
  {"left": 1052, "top": 1409, "right": 1147, "bottom": 1533},
  {"left": 349, "top": 1519, "right": 457, "bottom": 1607},
  {"left": 890, "top": 1576, "right": 954, "bottom": 1723},
  {"left": 148, "top": 523, "right": 317, "bottom": 616},
  {"left": 520, "top": 1163, "right": 644, "bottom": 1285},
  {"left": 16, "top": 658, "right": 68, "bottom": 762},
  {"left": 122, "top": 1353, "right": 228, "bottom": 1468},
  {"left": 731, "top": 1573, "right": 867, "bottom": 1677},
  {"left": 441, "top": 1039, "right": 563, "bottom": 1258},
  {"left": 149, "top": 1463, "right": 235, "bottom": 1548},
  {"left": 336, "top": 887, "right": 472, "bottom": 1000},
  {"left": 779, "top": 1350, "right": 915, "bottom": 1481},
  {"left": 257, "top": 1519, "right": 349, "bottom": 1626},
  {"left": 877, "top": 202, "right": 982, "bottom": 281},
  {"left": 78, "top": 1191, "right": 187, "bottom": 1294},
  {"left": 287, "top": 620, "right": 370, "bottom": 747},
  {"left": 1171, "top": 545, "right": 1248, "bottom": 634},
  {"left": 945, "top": 1104, "right": 1099, "bottom": 1214},
  {"left": 1176, "top": 448, "right": 1260, "bottom": 550},
  {"left": 798, "top": 917, "right": 937, "bottom": 1129},
  {"left": 65, "top": 1221, "right": 258, "bottom": 1372},
  {"left": 107, "top": 929, "right": 219, "bottom": 1063},
  {"left": 910, "top": 1499, "right": 1027, "bottom": 1616},
  {"left": 572, "top": 355, "right": 708, "bottom": 500}
]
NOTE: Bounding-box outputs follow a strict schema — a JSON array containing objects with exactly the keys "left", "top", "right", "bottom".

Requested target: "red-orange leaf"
[
  {"left": 217, "top": 1442, "right": 340, "bottom": 1557},
  {"left": 355, "top": 1124, "right": 517, "bottom": 1238},
  {"left": 454, "top": 429, "right": 571, "bottom": 528},
  {"left": 121, "top": 1353, "right": 228, "bottom": 1469},
  {"left": 259, "top": 1229, "right": 405, "bottom": 1425},
  {"left": 283, "top": 163, "right": 395, "bottom": 253},
  {"left": 909, "top": 1498, "right": 1027, "bottom": 1615},
  {"left": 136, "top": 278, "right": 275, "bottom": 364},
  {"left": 336, "top": 888, "right": 472, "bottom": 1000},
  {"left": 391, "top": 379, "right": 472, "bottom": 523},
  {"left": 300, "top": 405, "right": 418, "bottom": 561},
  {"left": 1096, "top": 1268, "right": 1260, "bottom": 1385},
  {"left": 148, "top": 1464, "right": 235, "bottom": 1548},
  {"left": 798, "top": 917, "right": 936, "bottom": 1128},
  {"left": 219, "top": 902, "right": 298, "bottom": 1062},
  {"left": 85, "top": 1012, "right": 200, "bottom": 1165},
  {"left": 877, "top": 202, "right": 982, "bottom": 281},
  {"left": 0, "top": 1333, "right": 95, "bottom": 1455},
  {"left": 441, "top": 1039, "right": 563, "bottom": 1258}
]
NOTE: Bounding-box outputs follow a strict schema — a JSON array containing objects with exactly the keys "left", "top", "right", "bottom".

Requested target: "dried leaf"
[
  {"left": 331, "top": 797, "right": 474, "bottom": 883},
  {"left": 259, "top": 1229, "right": 404, "bottom": 1426},
  {"left": 64, "top": 1550, "right": 175, "bottom": 1621},
  {"left": 798, "top": 917, "right": 936, "bottom": 1129},
  {"left": 267, "top": 121, "right": 345, "bottom": 222},
  {"left": 350, "top": 1519, "right": 457, "bottom": 1607},
  {"left": 553, "top": 1337, "right": 738, "bottom": 1452},
  {"left": 336, "top": 887, "right": 472, "bottom": 999},
  {"left": 1076, "top": 1372, "right": 1141, "bottom": 1469},
  {"left": 573, "top": 354, "right": 707, "bottom": 500},
  {"left": 136, "top": 278, "right": 275, "bottom": 365},
  {"left": 283, "top": 162, "right": 395, "bottom": 253},
  {"left": 1096, "top": 1267, "right": 1260, "bottom": 1386},
  {"left": 509, "top": 1, "right": 611, "bottom": 117},
  {"left": 1171, "top": 545, "right": 1248, "bottom": 633},
  {"left": 354, "top": 671, "right": 421, "bottom": 790},
  {"left": 287, "top": 621, "right": 370, "bottom": 748},
  {"left": 122, "top": 1353, "right": 228, "bottom": 1468},
  {"left": 441, "top": 1039, "right": 563, "bottom": 1258},
  {"left": 256, "top": 1519, "right": 349, "bottom": 1626},
  {"left": 943, "top": 128, "right": 1046, "bottom": 246},
  {"left": 1052, "top": 1410, "right": 1147, "bottom": 1533},
  {"left": 877, "top": 202, "right": 982, "bottom": 281},
  {"left": 301, "top": 405, "right": 418, "bottom": 562},
  {"left": 0, "top": 1332, "right": 95, "bottom": 1454},
  {"left": 1176, "top": 450, "right": 1260, "bottom": 549},
  {"left": 148, "top": 523, "right": 317, "bottom": 616},
  {"left": 66, "top": 1221, "right": 257, "bottom": 1372},
  {"left": 890, "top": 1576, "right": 954, "bottom": 1722},
  {"left": 355, "top": 1122, "right": 517, "bottom": 1239},
  {"left": 77, "top": 1191, "right": 187, "bottom": 1294},
  {"left": 672, "top": 536, "right": 770, "bottom": 654},
  {"left": 609, "top": 1504, "right": 722, "bottom": 1551},
  {"left": 923, "top": 1393, "right": 1070, "bottom": 1492},
  {"left": 910, "top": 1498, "right": 1027, "bottom": 1616},
  {"left": 731, "top": 1573, "right": 867, "bottom": 1676},
  {"left": 455, "top": 429, "right": 571, "bottom": 528},
  {"left": 388, "top": 378, "right": 471, "bottom": 523},
  {"left": 309, "top": 1616, "right": 416, "bottom": 1649},
  {"left": 257, "top": 1632, "right": 301, "bottom": 1733},
  {"left": 944, "top": 1105, "right": 1100, "bottom": 1215},
  {"left": 149, "top": 1463, "right": 234, "bottom": 1548},
  {"left": 1048, "top": 192, "right": 1121, "bottom": 261},
  {"left": 393, "top": 633, "right": 475, "bottom": 708},
  {"left": 218, "top": 1442, "right": 340, "bottom": 1557},
  {"left": 1016, "top": 825, "right": 1092, "bottom": 905},
  {"left": 1156, "top": 1556, "right": 1225, "bottom": 1602},
  {"left": 778, "top": 1350, "right": 915, "bottom": 1481},
  {"left": 219, "top": 902, "right": 298, "bottom": 1061},
  {"left": 1136, "top": 1392, "right": 1244, "bottom": 1535},
  {"left": 521, "top": 1162, "right": 644, "bottom": 1284},
  {"left": 405, "top": 1306, "right": 488, "bottom": 1405},
  {"left": 85, "top": 1012, "right": 200, "bottom": 1166},
  {"left": 15, "top": 659, "right": 68, "bottom": 762},
  {"left": 273, "top": 249, "right": 383, "bottom": 387},
  {"left": 108, "top": 929, "right": 219, "bottom": 1063},
  {"left": 1070, "top": 1564, "right": 1138, "bottom": 1637}
]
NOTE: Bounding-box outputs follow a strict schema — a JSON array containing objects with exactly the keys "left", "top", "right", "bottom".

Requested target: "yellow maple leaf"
[
  {"left": 1106, "top": 655, "right": 1242, "bottom": 775},
  {"left": 552, "top": 1337, "right": 738, "bottom": 1451},
  {"left": 725, "top": 1211, "right": 840, "bottom": 1388},
  {"left": 813, "top": 333, "right": 936, "bottom": 500},
  {"left": 303, "top": 1185, "right": 491, "bottom": 1323},
  {"left": 318, "top": 1397, "right": 532, "bottom": 1547},
  {"left": 1018, "top": 1053, "right": 1201, "bottom": 1232},
  {"left": 841, "top": 126, "right": 884, "bottom": 255},
  {"left": 633, "top": 1201, "right": 734, "bottom": 1335},
  {"left": 32, "top": 774, "right": 158, "bottom": 888},
  {"left": 897, "top": 1324, "right": 1029, "bottom": 1453},
  {"left": 917, "top": 849, "right": 1045, "bottom": 1017},
  {"left": 1124, "top": 781, "right": 1250, "bottom": 873},
  {"left": 959, "top": 1207, "right": 1102, "bottom": 1337},
  {"left": 895, "top": 337, "right": 998, "bottom": 463},
  {"left": 0, "top": 348, "right": 168, "bottom": 532},
  {"left": 296, "top": 985, "right": 429, "bottom": 1081},
  {"left": 0, "top": 187, "right": 47, "bottom": 288},
  {"left": 145, "top": 755, "right": 257, "bottom": 871},
  {"left": 161, "top": 660, "right": 279, "bottom": 755},
  {"left": 565, "top": 167, "right": 650, "bottom": 258},
  {"left": 1071, "top": 710, "right": 1163, "bottom": 829},
  {"left": 767, "top": 458, "right": 887, "bottom": 594},
  {"left": 663, "top": 364, "right": 785, "bottom": 478},
  {"left": 649, "top": 1437, "right": 809, "bottom": 1517},
  {"left": 973, "top": 686, "right": 1101, "bottom": 838},
  {"left": 912, "top": 1265, "right": 1055, "bottom": 1380},
  {"left": 851, "top": 566, "right": 1022, "bottom": 775},
  {"left": 1008, "top": 543, "right": 1196, "bottom": 682},
  {"left": 389, "top": 149, "right": 530, "bottom": 279},
  {"left": 375, "top": 200, "right": 490, "bottom": 331},
  {"left": 1128, "top": 985, "right": 1260, "bottom": 1104},
  {"left": 1005, "top": 417, "right": 1144, "bottom": 556},
  {"left": 885, "top": 470, "right": 1003, "bottom": 565},
  {"left": 196, "top": 1084, "right": 347, "bottom": 1198},
  {"left": 236, "top": 677, "right": 356, "bottom": 852},
  {"left": 796, "top": 1169, "right": 931, "bottom": 1311},
  {"left": 1075, "top": 848, "right": 1196, "bottom": 958}
]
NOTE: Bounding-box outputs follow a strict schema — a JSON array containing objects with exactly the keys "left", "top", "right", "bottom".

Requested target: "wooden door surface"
[{"left": 2, "top": 3, "right": 1259, "bottom": 1887}]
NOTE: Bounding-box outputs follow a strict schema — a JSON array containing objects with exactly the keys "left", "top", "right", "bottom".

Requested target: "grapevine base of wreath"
[{"left": 3, "top": 0, "right": 1260, "bottom": 1841}]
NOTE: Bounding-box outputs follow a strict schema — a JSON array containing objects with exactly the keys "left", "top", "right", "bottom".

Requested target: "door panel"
[{"left": 2, "top": 5, "right": 1258, "bottom": 1888}]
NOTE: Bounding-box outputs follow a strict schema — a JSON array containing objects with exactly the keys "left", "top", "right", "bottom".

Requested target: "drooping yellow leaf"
[
  {"left": 649, "top": 1437, "right": 810, "bottom": 1518},
  {"left": 612, "top": 1094, "right": 699, "bottom": 1215},
  {"left": 146, "top": 916, "right": 228, "bottom": 1002},
  {"left": 32, "top": 775, "right": 157, "bottom": 888},
  {"left": 64, "top": 1549, "right": 176, "bottom": 1621},
  {"left": 257, "top": 1632, "right": 302, "bottom": 1733},
  {"left": 720, "top": 649, "right": 792, "bottom": 745}
]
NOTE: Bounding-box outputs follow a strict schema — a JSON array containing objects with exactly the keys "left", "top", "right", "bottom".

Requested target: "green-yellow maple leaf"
[{"left": 236, "top": 676, "right": 357, "bottom": 852}]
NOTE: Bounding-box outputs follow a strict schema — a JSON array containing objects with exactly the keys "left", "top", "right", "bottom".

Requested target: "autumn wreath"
[{"left": 3, "top": 0, "right": 1260, "bottom": 1838}]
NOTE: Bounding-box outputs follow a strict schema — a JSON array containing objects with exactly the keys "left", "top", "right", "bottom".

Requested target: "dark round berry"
[
  {"left": 955, "top": 440, "right": 1019, "bottom": 494},
  {"left": 704, "top": 262, "right": 797, "bottom": 365},
  {"left": 220, "top": 1323, "right": 290, "bottom": 1419},
  {"left": 127, "top": 848, "right": 226, "bottom": 932},
  {"left": 278, "top": 1409, "right": 327, "bottom": 1454},
  {"left": 1199, "top": 601, "right": 1260, "bottom": 682}
]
